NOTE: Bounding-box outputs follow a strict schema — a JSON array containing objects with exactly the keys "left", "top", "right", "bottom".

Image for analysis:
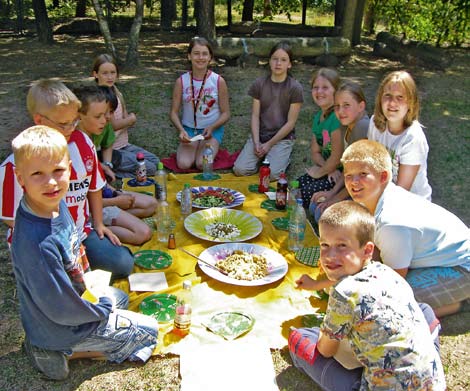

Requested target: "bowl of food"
[
  {"left": 184, "top": 208, "right": 262, "bottom": 243},
  {"left": 197, "top": 243, "right": 288, "bottom": 286},
  {"left": 176, "top": 186, "right": 245, "bottom": 209}
]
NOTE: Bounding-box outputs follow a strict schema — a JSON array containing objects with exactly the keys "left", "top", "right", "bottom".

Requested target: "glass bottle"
[{"left": 173, "top": 280, "right": 192, "bottom": 336}]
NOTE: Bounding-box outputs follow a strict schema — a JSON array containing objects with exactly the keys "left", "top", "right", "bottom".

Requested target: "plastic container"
[
  {"left": 287, "top": 180, "right": 300, "bottom": 219},
  {"left": 275, "top": 172, "right": 288, "bottom": 210},
  {"left": 136, "top": 152, "right": 147, "bottom": 183},
  {"left": 156, "top": 199, "right": 171, "bottom": 242},
  {"left": 154, "top": 162, "right": 167, "bottom": 201},
  {"left": 180, "top": 183, "right": 192, "bottom": 218},
  {"left": 202, "top": 144, "right": 214, "bottom": 180},
  {"left": 173, "top": 280, "right": 192, "bottom": 336},
  {"left": 288, "top": 199, "right": 306, "bottom": 251},
  {"left": 258, "top": 158, "right": 271, "bottom": 192}
]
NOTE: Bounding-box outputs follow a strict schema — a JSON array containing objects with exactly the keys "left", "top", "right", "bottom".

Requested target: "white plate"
[
  {"left": 176, "top": 186, "right": 245, "bottom": 209},
  {"left": 198, "top": 243, "right": 288, "bottom": 286},
  {"left": 184, "top": 208, "right": 262, "bottom": 243}
]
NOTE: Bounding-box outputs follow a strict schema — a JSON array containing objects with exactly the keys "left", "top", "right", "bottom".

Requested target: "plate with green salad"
[{"left": 176, "top": 186, "right": 245, "bottom": 209}]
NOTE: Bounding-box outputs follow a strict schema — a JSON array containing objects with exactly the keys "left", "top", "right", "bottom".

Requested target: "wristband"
[{"left": 103, "top": 161, "right": 114, "bottom": 169}]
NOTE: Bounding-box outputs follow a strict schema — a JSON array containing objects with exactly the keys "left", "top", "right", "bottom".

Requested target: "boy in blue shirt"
[{"left": 11, "top": 126, "right": 158, "bottom": 380}]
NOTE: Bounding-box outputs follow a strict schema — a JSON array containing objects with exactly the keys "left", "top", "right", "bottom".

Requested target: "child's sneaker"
[{"left": 23, "top": 338, "right": 69, "bottom": 380}]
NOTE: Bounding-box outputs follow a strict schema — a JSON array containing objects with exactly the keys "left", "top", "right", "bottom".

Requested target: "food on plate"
[
  {"left": 205, "top": 222, "right": 241, "bottom": 240},
  {"left": 317, "top": 196, "right": 326, "bottom": 202},
  {"left": 215, "top": 250, "right": 268, "bottom": 281},
  {"left": 193, "top": 189, "right": 235, "bottom": 207}
]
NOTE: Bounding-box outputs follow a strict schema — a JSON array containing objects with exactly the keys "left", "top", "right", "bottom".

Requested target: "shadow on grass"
[
  {"left": 439, "top": 311, "right": 470, "bottom": 337},
  {"left": 0, "top": 349, "right": 181, "bottom": 391}
]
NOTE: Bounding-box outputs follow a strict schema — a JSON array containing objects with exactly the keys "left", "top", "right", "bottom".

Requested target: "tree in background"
[
  {"left": 197, "top": 0, "right": 216, "bottom": 41},
  {"left": 32, "top": 0, "right": 53, "bottom": 43}
]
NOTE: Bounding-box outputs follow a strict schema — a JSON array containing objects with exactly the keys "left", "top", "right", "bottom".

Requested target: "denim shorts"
[
  {"left": 183, "top": 125, "right": 224, "bottom": 145},
  {"left": 70, "top": 309, "right": 158, "bottom": 363}
]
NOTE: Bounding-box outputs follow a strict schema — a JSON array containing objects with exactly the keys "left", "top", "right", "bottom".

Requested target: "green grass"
[{"left": 0, "top": 30, "right": 469, "bottom": 390}]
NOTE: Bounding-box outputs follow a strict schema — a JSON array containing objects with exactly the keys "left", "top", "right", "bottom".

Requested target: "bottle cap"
[
  {"left": 262, "top": 158, "right": 270, "bottom": 166},
  {"left": 290, "top": 180, "right": 299, "bottom": 188},
  {"left": 184, "top": 183, "right": 190, "bottom": 189},
  {"left": 136, "top": 152, "right": 145, "bottom": 160},
  {"left": 183, "top": 280, "right": 192, "bottom": 289},
  {"left": 158, "top": 162, "right": 164, "bottom": 170}
]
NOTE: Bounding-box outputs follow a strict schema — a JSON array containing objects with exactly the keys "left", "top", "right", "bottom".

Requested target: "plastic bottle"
[
  {"left": 202, "top": 144, "right": 214, "bottom": 180},
  {"left": 275, "top": 172, "right": 288, "bottom": 210},
  {"left": 156, "top": 198, "right": 171, "bottom": 243},
  {"left": 288, "top": 199, "right": 306, "bottom": 251},
  {"left": 258, "top": 158, "right": 271, "bottom": 192},
  {"left": 287, "top": 180, "right": 300, "bottom": 219},
  {"left": 173, "top": 280, "right": 192, "bottom": 336},
  {"left": 180, "top": 183, "right": 192, "bottom": 218},
  {"left": 154, "top": 162, "right": 167, "bottom": 201},
  {"left": 136, "top": 152, "right": 147, "bottom": 183}
]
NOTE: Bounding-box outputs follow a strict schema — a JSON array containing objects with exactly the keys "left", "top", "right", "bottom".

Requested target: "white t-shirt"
[
  {"left": 374, "top": 182, "right": 470, "bottom": 270},
  {"left": 368, "top": 116, "right": 432, "bottom": 200}
]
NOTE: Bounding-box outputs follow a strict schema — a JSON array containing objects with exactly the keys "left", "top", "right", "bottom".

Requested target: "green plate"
[
  {"left": 204, "top": 312, "right": 255, "bottom": 340},
  {"left": 184, "top": 207, "right": 262, "bottom": 242},
  {"left": 248, "top": 183, "right": 276, "bottom": 193},
  {"left": 295, "top": 246, "right": 320, "bottom": 267},
  {"left": 139, "top": 294, "right": 177, "bottom": 322},
  {"left": 134, "top": 250, "right": 173, "bottom": 270},
  {"left": 272, "top": 217, "right": 289, "bottom": 231},
  {"left": 193, "top": 173, "right": 221, "bottom": 181},
  {"left": 261, "top": 199, "right": 286, "bottom": 211}
]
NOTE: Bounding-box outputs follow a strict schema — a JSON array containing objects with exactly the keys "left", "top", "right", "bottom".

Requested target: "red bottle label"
[{"left": 258, "top": 166, "right": 271, "bottom": 192}]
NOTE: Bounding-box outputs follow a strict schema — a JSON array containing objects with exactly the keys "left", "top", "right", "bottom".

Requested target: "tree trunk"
[
  {"left": 334, "top": 0, "right": 345, "bottom": 28},
  {"left": 161, "top": 0, "right": 173, "bottom": 30},
  {"left": 352, "top": 0, "right": 366, "bottom": 45},
  {"left": 75, "top": 0, "right": 87, "bottom": 17},
  {"left": 181, "top": 0, "right": 188, "bottom": 28},
  {"left": 15, "top": 0, "right": 25, "bottom": 34},
  {"left": 31, "top": 0, "right": 53, "bottom": 43},
  {"left": 263, "top": 0, "right": 272, "bottom": 18},
  {"left": 193, "top": 0, "right": 199, "bottom": 19},
  {"left": 91, "top": 0, "right": 119, "bottom": 61},
  {"left": 126, "top": 0, "right": 144, "bottom": 67},
  {"left": 197, "top": 0, "right": 216, "bottom": 42},
  {"left": 363, "top": 0, "right": 376, "bottom": 35},
  {"left": 340, "top": 0, "right": 357, "bottom": 45},
  {"left": 242, "top": 0, "right": 254, "bottom": 22},
  {"left": 170, "top": 0, "right": 177, "bottom": 20},
  {"left": 52, "top": 0, "right": 59, "bottom": 8},
  {"left": 227, "top": 0, "right": 232, "bottom": 27},
  {"left": 301, "top": 0, "right": 307, "bottom": 26}
]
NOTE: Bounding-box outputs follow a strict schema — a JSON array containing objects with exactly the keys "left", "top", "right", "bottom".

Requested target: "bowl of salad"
[
  {"left": 184, "top": 208, "right": 262, "bottom": 243},
  {"left": 176, "top": 186, "right": 245, "bottom": 209}
]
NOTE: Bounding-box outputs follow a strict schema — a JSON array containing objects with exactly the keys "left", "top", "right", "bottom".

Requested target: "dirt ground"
[{"left": 0, "top": 31, "right": 469, "bottom": 390}]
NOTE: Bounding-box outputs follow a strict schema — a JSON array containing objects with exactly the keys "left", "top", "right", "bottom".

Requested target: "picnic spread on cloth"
[{"left": 115, "top": 173, "right": 326, "bottom": 357}]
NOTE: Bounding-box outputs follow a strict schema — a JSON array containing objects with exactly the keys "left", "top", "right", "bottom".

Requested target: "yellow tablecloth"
[{"left": 117, "top": 173, "right": 325, "bottom": 353}]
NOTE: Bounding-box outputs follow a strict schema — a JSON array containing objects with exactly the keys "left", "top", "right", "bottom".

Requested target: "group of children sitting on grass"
[{"left": 1, "top": 38, "right": 468, "bottom": 388}]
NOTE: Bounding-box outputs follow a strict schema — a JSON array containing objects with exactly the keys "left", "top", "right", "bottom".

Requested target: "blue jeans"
[
  {"left": 288, "top": 303, "right": 440, "bottom": 390},
  {"left": 83, "top": 230, "right": 134, "bottom": 280},
  {"left": 70, "top": 310, "right": 158, "bottom": 363}
]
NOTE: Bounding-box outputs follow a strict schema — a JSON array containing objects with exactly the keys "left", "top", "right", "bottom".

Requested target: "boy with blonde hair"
[
  {"left": 342, "top": 139, "right": 470, "bottom": 317},
  {"left": 11, "top": 126, "right": 158, "bottom": 380},
  {"left": 0, "top": 79, "right": 134, "bottom": 279},
  {"left": 289, "top": 201, "right": 445, "bottom": 390}
]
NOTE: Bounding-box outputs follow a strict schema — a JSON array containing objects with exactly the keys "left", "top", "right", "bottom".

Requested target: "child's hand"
[
  {"left": 179, "top": 129, "right": 191, "bottom": 143},
  {"left": 328, "top": 169, "right": 342, "bottom": 185},
  {"left": 256, "top": 142, "right": 271, "bottom": 157},
  {"left": 202, "top": 127, "right": 213, "bottom": 139},
  {"left": 312, "top": 190, "right": 331, "bottom": 203},
  {"left": 95, "top": 224, "right": 122, "bottom": 246},
  {"left": 127, "top": 112, "right": 137, "bottom": 126},
  {"left": 114, "top": 194, "right": 135, "bottom": 210},
  {"left": 295, "top": 274, "right": 318, "bottom": 290},
  {"left": 102, "top": 165, "right": 116, "bottom": 183}
]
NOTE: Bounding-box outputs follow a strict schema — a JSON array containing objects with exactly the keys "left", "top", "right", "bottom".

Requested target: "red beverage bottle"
[
  {"left": 275, "top": 172, "right": 288, "bottom": 210},
  {"left": 258, "top": 159, "right": 271, "bottom": 192}
]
